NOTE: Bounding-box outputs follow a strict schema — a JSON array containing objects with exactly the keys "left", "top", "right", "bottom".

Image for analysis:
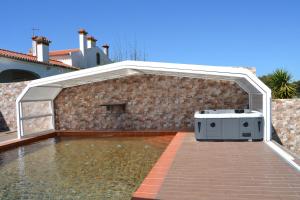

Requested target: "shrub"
[{"left": 260, "top": 69, "right": 297, "bottom": 99}]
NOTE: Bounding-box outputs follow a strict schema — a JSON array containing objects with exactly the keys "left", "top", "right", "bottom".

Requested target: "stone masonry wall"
[
  {"left": 272, "top": 99, "right": 300, "bottom": 156},
  {"left": 0, "top": 81, "right": 28, "bottom": 131},
  {"left": 21, "top": 101, "right": 54, "bottom": 134},
  {"left": 54, "top": 75, "right": 249, "bottom": 131},
  {"left": 1, "top": 75, "right": 299, "bottom": 157}
]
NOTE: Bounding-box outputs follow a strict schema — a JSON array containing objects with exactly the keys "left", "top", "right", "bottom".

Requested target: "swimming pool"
[{"left": 0, "top": 135, "right": 173, "bottom": 200}]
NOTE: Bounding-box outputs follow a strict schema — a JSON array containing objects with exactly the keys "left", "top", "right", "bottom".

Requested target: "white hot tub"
[{"left": 194, "top": 109, "right": 263, "bottom": 140}]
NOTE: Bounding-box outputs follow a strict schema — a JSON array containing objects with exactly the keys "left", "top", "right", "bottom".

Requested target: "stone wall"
[
  {"left": 21, "top": 101, "right": 54, "bottom": 134},
  {"left": 2, "top": 75, "right": 299, "bottom": 157},
  {"left": 272, "top": 99, "right": 300, "bottom": 156},
  {"left": 54, "top": 75, "right": 249, "bottom": 131},
  {"left": 0, "top": 81, "right": 28, "bottom": 131}
]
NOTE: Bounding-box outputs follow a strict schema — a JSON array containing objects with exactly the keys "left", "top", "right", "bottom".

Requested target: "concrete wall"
[
  {"left": 272, "top": 99, "right": 300, "bottom": 156},
  {"left": 0, "top": 81, "right": 28, "bottom": 131},
  {"left": 54, "top": 75, "right": 249, "bottom": 131}
]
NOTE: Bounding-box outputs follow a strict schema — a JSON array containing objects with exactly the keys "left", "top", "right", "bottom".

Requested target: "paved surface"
[{"left": 157, "top": 133, "right": 300, "bottom": 200}]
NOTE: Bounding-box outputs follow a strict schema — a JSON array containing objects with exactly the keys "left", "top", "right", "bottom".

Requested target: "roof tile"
[
  {"left": 0, "top": 48, "right": 79, "bottom": 70},
  {"left": 49, "top": 48, "right": 80, "bottom": 56}
]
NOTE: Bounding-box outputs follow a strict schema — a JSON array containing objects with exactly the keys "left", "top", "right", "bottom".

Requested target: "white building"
[
  {"left": 48, "top": 29, "right": 111, "bottom": 68},
  {"left": 0, "top": 29, "right": 111, "bottom": 83},
  {"left": 0, "top": 46, "right": 78, "bottom": 83}
]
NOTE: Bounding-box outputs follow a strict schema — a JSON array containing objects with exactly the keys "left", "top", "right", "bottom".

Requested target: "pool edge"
[
  {"left": 57, "top": 130, "right": 178, "bottom": 137},
  {"left": 0, "top": 131, "right": 56, "bottom": 152},
  {"left": 0, "top": 130, "right": 182, "bottom": 152},
  {"left": 131, "top": 132, "right": 188, "bottom": 200}
]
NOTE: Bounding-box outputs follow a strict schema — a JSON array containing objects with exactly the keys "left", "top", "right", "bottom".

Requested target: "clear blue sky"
[{"left": 1, "top": 0, "right": 300, "bottom": 79}]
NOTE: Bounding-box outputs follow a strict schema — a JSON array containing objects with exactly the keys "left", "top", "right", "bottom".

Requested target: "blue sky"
[{"left": 1, "top": 0, "right": 300, "bottom": 79}]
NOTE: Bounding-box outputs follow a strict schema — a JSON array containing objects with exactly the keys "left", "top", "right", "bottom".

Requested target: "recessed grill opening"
[{"left": 241, "top": 132, "right": 251, "bottom": 137}]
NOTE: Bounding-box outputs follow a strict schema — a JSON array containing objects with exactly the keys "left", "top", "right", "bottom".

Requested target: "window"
[{"left": 96, "top": 52, "right": 100, "bottom": 65}]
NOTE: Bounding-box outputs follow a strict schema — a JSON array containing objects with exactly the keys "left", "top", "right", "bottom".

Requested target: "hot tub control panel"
[{"left": 194, "top": 109, "right": 264, "bottom": 140}]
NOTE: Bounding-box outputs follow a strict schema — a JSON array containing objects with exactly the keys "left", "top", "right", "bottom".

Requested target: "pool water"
[{"left": 0, "top": 135, "right": 173, "bottom": 200}]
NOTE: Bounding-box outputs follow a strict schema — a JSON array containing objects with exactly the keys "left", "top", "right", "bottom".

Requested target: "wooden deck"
[
  {"left": 133, "top": 132, "right": 300, "bottom": 200},
  {"left": 1, "top": 131, "right": 299, "bottom": 199}
]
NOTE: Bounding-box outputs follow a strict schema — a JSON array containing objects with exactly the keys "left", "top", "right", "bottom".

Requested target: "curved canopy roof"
[
  {"left": 16, "top": 61, "right": 272, "bottom": 141},
  {"left": 18, "top": 61, "right": 270, "bottom": 100}
]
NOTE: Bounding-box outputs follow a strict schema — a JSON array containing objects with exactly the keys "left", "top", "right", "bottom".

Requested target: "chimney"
[
  {"left": 102, "top": 44, "right": 109, "bottom": 57},
  {"left": 34, "top": 36, "right": 51, "bottom": 62},
  {"left": 87, "top": 36, "right": 97, "bottom": 48},
  {"left": 31, "top": 36, "right": 38, "bottom": 56},
  {"left": 78, "top": 28, "right": 88, "bottom": 56}
]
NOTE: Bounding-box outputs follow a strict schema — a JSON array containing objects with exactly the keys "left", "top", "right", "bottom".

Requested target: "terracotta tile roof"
[
  {"left": 0, "top": 48, "right": 79, "bottom": 70},
  {"left": 49, "top": 48, "right": 80, "bottom": 56}
]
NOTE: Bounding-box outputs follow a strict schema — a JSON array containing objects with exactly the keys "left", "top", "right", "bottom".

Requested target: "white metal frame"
[
  {"left": 266, "top": 141, "right": 300, "bottom": 171},
  {"left": 16, "top": 60, "right": 272, "bottom": 141},
  {"left": 16, "top": 99, "right": 55, "bottom": 139}
]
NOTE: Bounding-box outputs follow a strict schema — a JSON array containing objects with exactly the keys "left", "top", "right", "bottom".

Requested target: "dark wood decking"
[{"left": 156, "top": 133, "right": 300, "bottom": 200}]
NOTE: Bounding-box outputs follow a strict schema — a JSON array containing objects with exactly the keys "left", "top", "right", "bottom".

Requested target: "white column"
[
  {"left": 79, "top": 33, "right": 87, "bottom": 56},
  {"left": 266, "top": 93, "right": 272, "bottom": 141},
  {"left": 16, "top": 101, "right": 23, "bottom": 139},
  {"left": 51, "top": 100, "right": 55, "bottom": 130},
  {"left": 37, "top": 43, "right": 49, "bottom": 62}
]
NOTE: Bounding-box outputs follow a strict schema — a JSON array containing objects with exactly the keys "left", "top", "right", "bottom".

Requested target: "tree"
[
  {"left": 111, "top": 37, "right": 147, "bottom": 62},
  {"left": 260, "top": 69, "right": 297, "bottom": 99},
  {"left": 259, "top": 74, "right": 272, "bottom": 88},
  {"left": 293, "top": 80, "right": 300, "bottom": 97}
]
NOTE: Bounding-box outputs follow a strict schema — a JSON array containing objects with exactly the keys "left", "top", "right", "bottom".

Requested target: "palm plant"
[
  {"left": 294, "top": 80, "right": 300, "bottom": 97},
  {"left": 269, "top": 69, "right": 296, "bottom": 99}
]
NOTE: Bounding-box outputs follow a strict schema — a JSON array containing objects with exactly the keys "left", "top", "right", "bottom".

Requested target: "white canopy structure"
[{"left": 16, "top": 61, "right": 272, "bottom": 141}]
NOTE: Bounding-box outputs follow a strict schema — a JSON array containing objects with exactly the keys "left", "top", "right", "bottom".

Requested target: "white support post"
[
  {"left": 16, "top": 101, "right": 21, "bottom": 139},
  {"left": 266, "top": 93, "right": 272, "bottom": 141},
  {"left": 20, "top": 102, "right": 24, "bottom": 138},
  {"left": 262, "top": 92, "right": 272, "bottom": 142},
  {"left": 51, "top": 100, "right": 55, "bottom": 130},
  {"left": 16, "top": 101, "right": 23, "bottom": 139},
  {"left": 248, "top": 93, "right": 252, "bottom": 110}
]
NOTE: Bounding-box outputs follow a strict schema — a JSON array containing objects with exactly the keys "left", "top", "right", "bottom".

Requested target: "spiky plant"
[{"left": 269, "top": 69, "right": 296, "bottom": 99}]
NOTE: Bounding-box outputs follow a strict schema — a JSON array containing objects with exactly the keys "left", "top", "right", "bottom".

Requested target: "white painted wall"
[
  {"left": 50, "top": 55, "right": 73, "bottom": 66},
  {"left": 48, "top": 29, "right": 111, "bottom": 69},
  {"left": 69, "top": 51, "right": 82, "bottom": 68},
  {"left": 79, "top": 33, "right": 87, "bottom": 57},
  {"left": 0, "top": 57, "right": 75, "bottom": 78},
  {"left": 50, "top": 47, "right": 111, "bottom": 69},
  {"left": 86, "top": 47, "right": 111, "bottom": 67},
  {"left": 36, "top": 43, "right": 49, "bottom": 62},
  {"left": 87, "top": 40, "right": 96, "bottom": 48},
  {"left": 32, "top": 40, "right": 37, "bottom": 56}
]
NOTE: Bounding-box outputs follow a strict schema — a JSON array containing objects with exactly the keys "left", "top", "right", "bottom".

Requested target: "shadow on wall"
[
  {"left": 272, "top": 124, "right": 282, "bottom": 145},
  {"left": 0, "top": 111, "right": 9, "bottom": 132},
  {"left": 0, "top": 69, "right": 40, "bottom": 83}
]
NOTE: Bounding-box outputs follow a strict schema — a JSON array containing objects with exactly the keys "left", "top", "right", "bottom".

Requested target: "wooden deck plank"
[{"left": 157, "top": 133, "right": 300, "bottom": 200}]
